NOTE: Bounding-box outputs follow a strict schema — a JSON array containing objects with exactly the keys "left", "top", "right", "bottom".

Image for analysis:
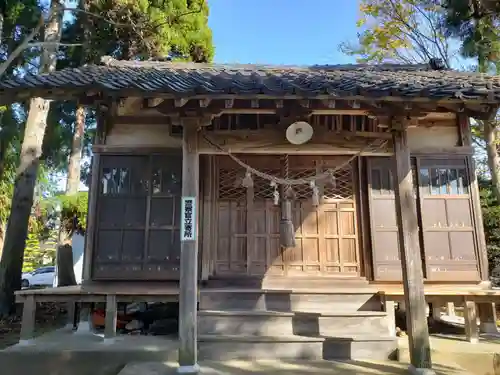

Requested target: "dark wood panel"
[
  {"left": 367, "top": 155, "right": 481, "bottom": 282},
  {"left": 417, "top": 157, "right": 480, "bottom": 281},
  {"left": 93, "top": 152, "right": 183, "bottom": 280},
  {"left": 367, "top": 157, "right": 403, "bottom": 281}
]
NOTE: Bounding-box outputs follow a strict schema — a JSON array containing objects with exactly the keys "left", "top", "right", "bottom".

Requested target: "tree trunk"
[
  {"left": 0, "top": 1, "right": 63, "bottom": 317},
  {"left": 0, "top": 224, "right": 4, "bottom": 259},
  {"left": 483, "top": 118, "right": 500, "bottom": 202},
  {"left": 55, "top": 106, "right": 85, "bottom": 286},
  {"left": 65, "top": 106, "right": 85, "bottom": 195}
]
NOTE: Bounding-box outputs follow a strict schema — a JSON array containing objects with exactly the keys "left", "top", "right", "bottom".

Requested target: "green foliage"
[
  {"left": 22, "top": 232, "right": 57, "bottom": 272},
  {"left": 58, "top": 192, "right": 89, "bottom": 234},
  {"left": 441, "top": 0, "right": 500, "bottom": 73},
  {"left": 340, "top": 0, "right": 454, "bottom": 65},
  {"left": 61, "top": 0, "right": 214, "bottom": 63},
  {"left": 479, "top": 180, "right": 500, "bottom": 273}
]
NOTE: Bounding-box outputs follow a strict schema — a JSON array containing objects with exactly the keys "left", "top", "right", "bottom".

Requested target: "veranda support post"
[
  {"left": 392, "top": 122, "right": 433, "bottom": 374},
  {"left": 178, "top": 121, "right": 200, "bottom": 374}
]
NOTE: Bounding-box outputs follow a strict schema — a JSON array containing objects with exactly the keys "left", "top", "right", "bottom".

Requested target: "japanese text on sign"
[{"left": 181, "top": 197, "right": 196, "bottom": 241}]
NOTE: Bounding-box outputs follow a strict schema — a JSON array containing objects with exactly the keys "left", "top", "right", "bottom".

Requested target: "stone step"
[
  {"left": 199, "top": 289, "right": 382, "bottom": 312},
  {"left": 198, "top": 334, "right": 398, "bottom": 361},
  {"left": 198, "top": 310, "right": 391, "bottom": 336},
  {"left": 204, "top": 277, "right": 371, "bottom": 290}
]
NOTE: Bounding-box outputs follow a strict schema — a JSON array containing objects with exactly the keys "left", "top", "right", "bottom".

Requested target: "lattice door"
[{"left": 214, "top": 155, "right": 360, "bottom": 277}]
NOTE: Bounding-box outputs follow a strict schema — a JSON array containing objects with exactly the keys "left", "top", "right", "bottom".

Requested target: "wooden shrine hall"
[{"left": 1, "top": 57, "right": 500, "bottom": 374}]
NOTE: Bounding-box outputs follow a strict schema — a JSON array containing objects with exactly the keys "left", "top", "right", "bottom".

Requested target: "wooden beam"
[
  {"left": 145, "top": 98, "right": 164, "bottom": 108},
  {"left": 178, "top": 120, "right": 200, "bottom": 373},
  {"left": 322, "top": 99, "right": 336, "bottom": 108},
  {"left": 199, "top": 98, "right": 211, "bottom": 108},
  {"left": 392, "top": 123, "right": 433, "bottom": 372},
  {"left": 198, "top": 129, "right": 391, "bottom": 155},
  {"left": 175, "top": 98, "right": 189, "bottom": 107}
]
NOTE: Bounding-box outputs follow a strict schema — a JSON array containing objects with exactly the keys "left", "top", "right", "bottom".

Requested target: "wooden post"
[
  {"left": 178, "top": 121, "right": 200, "bottom": 374},
  {"left": 469, "top": 158, "right": 490, "bottom": 281},
  {"left": 446, "top": 302, "right": 455, "bottom": 317},
  {"left": 478, "top": 302, "right": 498, "bottom": 334},
  {"left": 104, "top": 294, "right": 117, "bottom": 344},
  {"left": 383, "top": 297, "right": 397, "bottom": 337},
  {"left": 431, "top": 304, "right": 441, "bottom": 320},
  {"left": 392, "top": 127, "right": 433, "bottom": 373},
  {"left": 81, "top": 152, "right": 100, "bottom": 282},
  {"left": 75, "top": 302, "right": 93, "bottom": 335},
  {"left": 464, "top": 299, "right": 479, "bottom": 343},
  {"left": 19, "top": 295, "right": 36, "bottom": 345}
]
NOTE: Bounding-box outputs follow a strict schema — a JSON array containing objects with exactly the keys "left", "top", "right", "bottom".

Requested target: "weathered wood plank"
[
  {"left": 392, "top": 125, "right": 432, "bottom": 371},
  {"left": 178, "top": 121, "right": 200, "bottom": 373}
]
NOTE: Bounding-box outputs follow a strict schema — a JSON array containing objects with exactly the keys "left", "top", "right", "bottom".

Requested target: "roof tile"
[{"left": 0, "top": 57, "right": 498, "bottom": 102}]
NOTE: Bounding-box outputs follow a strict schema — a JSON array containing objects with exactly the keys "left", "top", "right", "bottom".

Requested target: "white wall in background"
[{"left": 72, "top": 233, "right": 85, "bottom": 284}]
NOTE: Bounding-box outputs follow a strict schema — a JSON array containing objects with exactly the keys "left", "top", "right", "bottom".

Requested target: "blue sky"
[{"left": 208, "top": 0, "right": 359, "bottom": 65}]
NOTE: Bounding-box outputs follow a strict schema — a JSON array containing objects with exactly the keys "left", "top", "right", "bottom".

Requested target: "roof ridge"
[{"left": 99, "top": 55, "right": 437, "bottom": 72}]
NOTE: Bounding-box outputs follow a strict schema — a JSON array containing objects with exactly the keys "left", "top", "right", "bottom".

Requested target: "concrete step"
[
  {"left": 199, "top": 289, "right": 382, "bottom": 312},
  {"left": 198, "top": 310, "right": 391, "bottom": 336},
  {"left": 204, "top": 277, "right": 371, "bottom": 290},
  {"left": 198, "top": 334, "right": 398, "bottom": 361}
]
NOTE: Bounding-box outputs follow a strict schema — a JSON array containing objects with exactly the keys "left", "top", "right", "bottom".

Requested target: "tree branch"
[
  {"left": 0, "top": 16, "right": 44, "bottom": 78},
  {"left": 27, "top": 42, "right": 83, "bottom": 48}
]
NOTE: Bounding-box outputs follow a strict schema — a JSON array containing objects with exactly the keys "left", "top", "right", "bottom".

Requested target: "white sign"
[{"left": 181, "top": 197, "right": 196, "bottom": 241}]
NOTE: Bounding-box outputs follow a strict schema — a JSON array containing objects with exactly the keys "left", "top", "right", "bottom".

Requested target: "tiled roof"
[{"left": 0, "top": 57, "right": 499, "bottom": 102}]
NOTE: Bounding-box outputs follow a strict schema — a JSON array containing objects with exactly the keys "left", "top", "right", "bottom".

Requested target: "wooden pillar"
[
  {"left": 104, "top": 295, "right": 117, "bottom": 344},
  {"left": 383, "top": 297, "right": 397, "bottom": 337},
  {"left": 19, "top": 296, "right": 36, "bottom": 345},
  {"left": 178, "top": 121, "right": 200, "bottom": 374},
  {"left": 464, "top": 299, "right": 479, "bottom": 343},
  {"left": 431, "top": 304, "right": 441, "bottom": 320},
  {"left": 392, "top": 127, "right": 433, "bottom": 372},
  {"left": 75, "top": 302, "right": 93, "bottom": 335},
  {"left": 446, "top": 302, "right": 455, "bottom": 317},
  {"left": 458, "top": 114, "right": 489, "bottom": 282},
  {"left": 81, "top": 152, "right": 100, "bottom": 283},
  {"left": 65, "top": 302, "right": 78, "bottom": 330},
  {"left": 478, "top": 302, "right": 498, "bottom": 334}
]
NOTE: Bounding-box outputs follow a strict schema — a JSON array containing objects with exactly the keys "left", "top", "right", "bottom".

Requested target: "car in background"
[{"left": 21, "top": 266, "right": 56, "bottom": 288}]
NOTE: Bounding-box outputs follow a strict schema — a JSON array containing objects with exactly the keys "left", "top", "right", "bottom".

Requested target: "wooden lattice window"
[
  {"left": 93, "top": 152, "right": 183, "bottom": 280},
  {"left": 217, "top": 155, "right": 354, "bottom": 202}
]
